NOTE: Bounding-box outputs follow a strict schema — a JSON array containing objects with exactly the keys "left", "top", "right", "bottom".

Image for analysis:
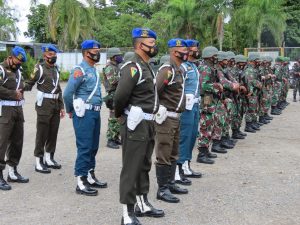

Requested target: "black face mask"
[
  {"left": 237, "top": 63, "right": 246, "bottom": 70},
  {"left": 88, "top": 51, "right": 100, "bottom": 62},
  {"left": 46, "top": 56, "right": 57, "bottom": 64},
  {"left": 176, "top": 51, "right": 189, "bottom": 62},
  {"left": 191, "top": 50, "right": 200, "bottom": 59},
  {"left": 141, "top": 43, "right": 158, "bottom": 58}
]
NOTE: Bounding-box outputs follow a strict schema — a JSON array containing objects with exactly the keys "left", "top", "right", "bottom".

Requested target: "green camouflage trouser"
[
  {"left": 259, "top": 87, "right": 271, "bottom": 116},
  {"left": 280, "top": 81, "right": 289, "bottom": 101},
  {"left": 271, "top": 82, "right": 282, "bottom": 106},
  {"left": 212, "top": 102, "right": 226, "bottom": 141},
  {"left": 106, "top": 111, "right": 120, "bottom": 141},
  {"left": 245, "top": 95, "right": 258, "bottom": 122},
  {"left": 222, "top": 98, "right": 234, "bottom": 136}
]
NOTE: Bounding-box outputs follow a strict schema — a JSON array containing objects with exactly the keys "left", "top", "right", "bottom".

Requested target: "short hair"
[
  {"left": 82, "top": 49, "right": 88, "bottom": 56},
  {"left": 133, "top": 38, "right": 143, "bottom": 49}
]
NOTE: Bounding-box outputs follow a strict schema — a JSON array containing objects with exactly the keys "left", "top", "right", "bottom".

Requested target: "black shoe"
[
  {"left": 88, "top": 170, "right": 107, "bottom": 188},
  {"left": 212, "top": 140, "right": 227, "bottom": 153},
  {"left": 251, "top": 122, "right": 260, "bottom": 131},
  {"left": 256, "top": 121, "right": 264, "bottom": 126},
  {"left": 183, "top": 161, "right": 202, "bottom": 178},
  {"left": 238, "top": 129, "right": 247, "bottom": 136},
  {"left": 35, "top": 157, "right": 51, "bottom": 174},
  {"left": 175, "top": 164, "right": 192, "bottom": 186},
  {"left": 157, "top": 186, "right": 180, "bottom": 203},
  {"left": 76, "top": 176, "right": 98, "bottom": 196},
  {"left": 169, "top": 181, "right": 188, "bottom": 194},
  {"left": 271, "top": 108, "right": 281, "bottom": 115},
  {"left": 122, "top": 204, "right": 141, "bottom": 225},
  {"left": 115, "top": 138, "right": 122, "bottom": 145},
  {"left": 0, "top": 171, "right": 12, "bottom": 191},
  {"left": 245, "top": 122, "right": 256, "bottom": 133},
  {"left": 259, "top": 116, "right": 269, "bottom": 124},
  {"left": 232, "top": 130, "right": 245, "bottom": 139},
  {"left": 220, "top": 138, "right": 234, "bottom": 149},
  {"left": 45, "top": 153, "right": 62, "bottom": 169},
  {"left": 207, "top": 152, "right": 217, "bottom": 158},
  {"left": 264, "top": 114, "right": 273, "bottom": 120},
  {"left": 135, "top": 194, "right": 165, "bottom": 218},
  {"left": 7, "top": 167, "right": 29, "bottom": 183},
  {"left": 197, "top": 148, "right": 215, "bottom": 164},
  {"left": 107, "top": 140, "right": 120, "bottom": 149}
]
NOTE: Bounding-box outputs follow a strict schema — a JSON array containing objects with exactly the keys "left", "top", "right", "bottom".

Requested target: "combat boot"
[
  {"left": 259, "top": 116, "right": 269, "bottom": 124},
  {"left": 107, "top": 139, "right": 120, "bottom": 149},
  {"left": 245, "top": 122, "right": 256, "bottom": 133},
  {"left": 196, "top": 147, "right": 215, "bottom": 164},
  {"left": 7, "top": 166, "right": 29, "bottom": 183},
  {"left": 225, "top": 134, "right": 237, "bottom": 145},
  {"left": 220, "top": 136, "right": 234, "bottom": 149},
  {"left": 271, "top": 106, "right": 281, "bottom": 115},
  {"left": 45, "top": 152, "right": 62, "bottom": 169},
  {"left": 175, "top": 164, "right": 191, "bottom": 185},
  {"left": 264, "top": 113, "right": 273, "bottom": 120},
  {"left": 156, "top": 164, "right": 179, "bottom": 203},
  {"left": 35, "top": 157, "right": 51, "bottom": 174},
  {"left": 182, "top": 160, "right": 202, "bottom": 178},
  {"left": 121, "top": 204, "right": 141, "bottom": 225},
  {"left": 238, "top": 128, "right": 247, "bottom": 137},
  {"left": 87, "top": 169, "right": 107, "bottom": 188},
  {"left": 232, "top": 129, "right": 245, "bottom": 139},
  {"left": 212, "top": 140, "right": 227, "bottom": 153},
  {"left": 169, "top": 161, "right": 188, "bottom": 194},
  {"left": 251, "top": 122, "right": 260, "bottom": 131},
  {"left": 135, "top": 194, "right": 165, "bottom": 218},
  {"left": 0, "top": 170, "right": 11, "bottom": 191},
  {"left": 76, "top": 175, "right": 98, "bottom": 196}
]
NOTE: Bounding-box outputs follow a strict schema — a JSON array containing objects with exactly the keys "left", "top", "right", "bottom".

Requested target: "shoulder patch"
[
  {"left": 167, "top": 69, "right": 173, "bottom": 79},
  {"left": 74, "top": 69, "right": 84, "bottom": 79},
  {"left": 104, "top": 66, "right": 112, "bottom": 74},
  {"left": 130, "top": 67, "right": 138, "bottom": 78},
  {"left": 31, "top": 66, "right": 39, "bottom": 79}
]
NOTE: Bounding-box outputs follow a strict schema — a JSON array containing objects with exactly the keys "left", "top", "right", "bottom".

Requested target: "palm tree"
[
  {"left": 166, "top": 0, "right": 201, "bottom": 39},
  {"left": 48, "top": 0, "right": 96, "bottom": 50},
  {"left": 239, "top": 0, "right": 286, "bottom": 48}
]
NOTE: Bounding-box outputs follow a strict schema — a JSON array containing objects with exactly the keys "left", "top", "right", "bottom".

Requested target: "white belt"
[
  {"left": 85, "top": 104, "right": 101, "bottom": 112},
  {"left": 125, "top": 109, "right": 155, "bottom": 121},
  {"left": 194, "top": 97, "right": 199, "bottom": 104},
  {"left": 42, "top": 92, "right": 59, "bottom": 99},
  {"left": 0, "top": 100, "right": 25, "bottom": 106},
  {"left": 166, "top": 111, "right": 180, "bottom": 118}
]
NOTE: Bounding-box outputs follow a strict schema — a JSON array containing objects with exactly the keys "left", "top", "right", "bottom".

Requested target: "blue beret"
[
  {"left": 81, "top": 40, "right": 101, "bottom": 50},
  {"left": 42, "top": 44, "right": 59, "bottom": 53},
  {"left": 168, "top": 38, "right": 187, "bottom": 48},
  {"left": 185, "top": 39, "right": 199, "bottom": 47},
  {"left": 12, "top": 46, "right": 27, "bottom": 62},
  {"left": 132, "top": 28, "right": 157, "bottom": 39}
]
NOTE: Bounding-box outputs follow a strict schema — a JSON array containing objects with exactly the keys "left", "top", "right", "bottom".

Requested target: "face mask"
[
  {"left": 88, "top": 51, "right": 100, "bottom": 62},
  {"left": 46, "top": 56, "right": 57, "bottom": 64},
  {"left": 176, "top": 51, "right": 189, "bottom": 62},
  {"left": 115, "top": 55, "right": 123, "bottom": 64},
  {"left": 9, "top": 58, "right": 21, "bottom": 70},
  {"left": 141, "top": 43, "right": 158, "bottom": 58},
  {"left": 191, "top": 50, "right": 200, "bottom": 59}
]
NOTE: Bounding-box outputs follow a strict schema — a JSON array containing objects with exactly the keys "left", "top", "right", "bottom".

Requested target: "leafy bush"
[
  {"left": 60, "top": 71, "right": 70, "bottom": 81},
  {"left": 22, "top": 53, "right": 38, "bottom": 80}
]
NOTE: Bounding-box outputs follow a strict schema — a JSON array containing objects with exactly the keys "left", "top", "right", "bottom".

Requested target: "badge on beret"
[
  {"left": 176, "top": 40, "right": 182, "bottom": 47},
  {"left": 130, "top": 67, "right": 137, "bottom": 77},
  {"left": 141, "top": 30, "right": 149, "bottom": 38},
  {"left": 74, "top": 69, "right": 83, "bottom": 79},
  {"left": 17, "top": 54, "right": 23, "bottom": 60}
]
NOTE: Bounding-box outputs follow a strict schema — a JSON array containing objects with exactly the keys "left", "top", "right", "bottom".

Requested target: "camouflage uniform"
[
  {"left": 271, "top": 58, "right": 283, "bottom": 115},
  {"left": 292, "top": 61, "right": 300, "bottom": 101}
]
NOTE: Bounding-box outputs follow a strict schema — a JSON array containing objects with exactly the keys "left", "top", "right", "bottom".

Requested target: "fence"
[{"left": 244, "top": 47, "right": 300, "bottom": 61}]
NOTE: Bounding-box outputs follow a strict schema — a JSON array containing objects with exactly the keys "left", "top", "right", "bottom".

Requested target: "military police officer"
[
  {"left": 63, "top": 40, "right": 107, "bottom": 196},
  {"left": 0, "top": 46, "right": 29, "bottom": 190},
  {"left": 155, "top": 38, "right": 189, "bottom": 204},
  {"left": 114, "top": 28, "right": 164, "bottom": 225},
  {"left": 24, "top": 44, "right": 65, "bottom": 173},
  {"left": 103, "top": 47, "right": 123, "bottom": 149}
]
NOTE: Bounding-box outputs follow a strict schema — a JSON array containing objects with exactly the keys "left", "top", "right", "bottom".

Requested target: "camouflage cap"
[
  {"left": 235, "top": 54, "right": 247, "bottom": 63},
  {"left": 227, "top": 51, "right": 235, "bottom": 60},
  {"left": 217, "top": 51, "right": 228, "bottom": 61},
  {"left": 107, "top": 47, "right": 122, "bottom": 58},
  {"left": 202, "top": 46, "right": 218, "bottom": 58},
  {"left": 248, "top": 53, "right": 260, "bottom": 61}
]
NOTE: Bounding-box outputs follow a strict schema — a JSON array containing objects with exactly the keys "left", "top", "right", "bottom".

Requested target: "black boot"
[
  {"left": 156, "top": 164, "right": 179, "bottom": 203},
  {"left": 264, "top": 113, "right": 273, "bottom": 120},
  {"left": 220, "top": 137, "right": 234, "bottom": 149},
  {"left": 212, "top": 140, "right": 227, "bottom": 153},
  {"left": 175, "top": 164, "right": 191, "bottom": 186},
  {"left": 183, "top": 161, "right": 202, "bottom": 178},
  {"left": 135, "top": 194, "right": 165, "bottom": 218},
  {"left": 115, "top": 138, "right": 122, "bottom": 145},
  {"left": 271, "top": 106, "right": 281, "bottom": 115},
  {"left": 45, "top": 152, "right": 62, "bottom": 169},
  {"left": 121, "top": 204, "right": 141, "bottom": 225},
  {"left": 76, "top": 176, "right": 98, "bottom": 196},
  {"left": 259, "top": 116, "right": 269, "bottom": 124},
  {"left": 196, "top": 147, "right": 215, "bottom": 164},
  {"left": 87, "top": 169, "right": 107, "bottom": 188},
  {"left": 245, "top": 122, "right": 256, "bottom": 133},
  {"left": 169, "top": 162, "right": 188, "bottom": 194},
  {"left": 35, "top": 157, "right": 51, "bottom": 174},
  {"left": 251, "top": 122, "right": 260, "bottom": 131},
  {"left": 7, "top": 166, "right": 29, "bottom": 183},
  {"left": 238, "top": 128, "right": 247, "bottom": 137},
  {"left": 207, "top": 152, "right": 217, "bottom": 158},
  {"left": 0, "top": 170, "right": 11, "bottom": 191},
  {"left": 107, "top": 139, "right": 120, "bottom": 149},
  {"left": 232, "top": 129, "right": 245, "bottom": 139}
]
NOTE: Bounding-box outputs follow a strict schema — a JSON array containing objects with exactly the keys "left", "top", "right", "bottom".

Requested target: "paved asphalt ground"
[{"left": 0, "top": 85, "right": 299, "bottom": 225}]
